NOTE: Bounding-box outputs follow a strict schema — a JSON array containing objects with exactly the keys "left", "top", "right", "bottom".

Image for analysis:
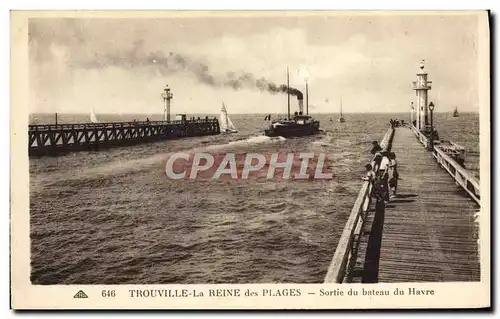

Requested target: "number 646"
[{"left": 102, "top": 290, "right": 116, "bottom": 297}]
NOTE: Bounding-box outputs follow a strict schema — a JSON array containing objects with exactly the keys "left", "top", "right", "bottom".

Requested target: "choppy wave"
[
  {"left": 29, "top": 112, "right": 479, "bottom": 284},
  {"left": 193, "top": 135, "right": 286, "bottom": 152}
]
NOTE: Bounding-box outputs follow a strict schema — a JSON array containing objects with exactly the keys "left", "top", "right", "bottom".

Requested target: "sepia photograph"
[{"left": 10, "top": 9, "right": 490, "bottom": 309}]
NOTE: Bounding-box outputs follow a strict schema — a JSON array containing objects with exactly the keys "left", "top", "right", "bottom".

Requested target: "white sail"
[
  {"left": 338, "top": 96, "right": 346, "bottom": 122},
  {"left": 220, "top": 102, "right": 237, "bottom": 132},
  {"left": 227, "top": 114, "right": 237, "bottom": 131},
  {"left": 219, "top": 105, "right": 228, "bottom": 130},
  {"left": 90, "top": 107, "right": 98, "bottom": 123},
  {"left": 340, "top": 97, "right": 343, "bottom": 117}
]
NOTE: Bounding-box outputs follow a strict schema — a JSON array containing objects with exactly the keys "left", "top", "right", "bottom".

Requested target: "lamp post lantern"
[
  {"left": 429, "top": 102, "right": 435, "bottom": 129},
  {"left": 428, "top": 101, "right": 435, "bottom": 151}
]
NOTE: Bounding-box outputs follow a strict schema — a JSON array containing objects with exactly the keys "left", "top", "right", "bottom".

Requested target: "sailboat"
[
  {"left": 219, "top": 102, "right": 238, "bottom": 134},
  {"left": 90, "top": 107, "right": 99, "bottom": 123},
  {"left": 452, "top": 107, "right": 459, "bottom": 117},
  {"left": 338, "top": 96, "right": 346, "bottom": 123}
]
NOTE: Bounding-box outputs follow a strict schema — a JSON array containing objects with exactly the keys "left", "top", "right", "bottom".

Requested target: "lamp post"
[
  {"left": 429, "top": 102, "right": 435, "bottom": 131},
  {"left": 428, "top": 102, "right": 435, "bottom": 151}
]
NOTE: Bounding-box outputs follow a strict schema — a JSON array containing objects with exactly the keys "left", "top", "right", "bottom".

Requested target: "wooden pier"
[
  {"left": 28, "top": 119, "right": 220, "bottom": 157},
  {"left": 324, "top": 125, "right": 480, "bottom": 283}
]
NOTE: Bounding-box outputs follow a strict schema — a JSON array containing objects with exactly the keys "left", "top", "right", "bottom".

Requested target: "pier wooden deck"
[
  {"left": 363, "top": 127, "right": 480, "bottom": 282},
  {"left": 325, "top": 126, "right": 481, "bottom": 284},
  {"left": 28, "top": 119, "right": 220, "bottom": 157}
]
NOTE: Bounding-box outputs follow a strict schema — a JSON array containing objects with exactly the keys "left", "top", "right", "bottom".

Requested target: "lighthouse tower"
[
  {"left": 412, "top": 60, "right": 432, "bottom": 130},
  {"left": 161, "top": 84, "right": 174, "bottom": 122}
]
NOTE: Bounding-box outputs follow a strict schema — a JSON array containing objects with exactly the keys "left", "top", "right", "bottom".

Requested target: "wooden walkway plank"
[{"left": 374, "top": 127, "right": 480, "bottom": 282}]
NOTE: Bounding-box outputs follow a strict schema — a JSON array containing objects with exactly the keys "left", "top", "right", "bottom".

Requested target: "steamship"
[{"left": 264, "top": 68, "right": 321, "bottom": 137}]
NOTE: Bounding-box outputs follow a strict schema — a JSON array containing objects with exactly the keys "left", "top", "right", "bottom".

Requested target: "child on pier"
[{"left": 362, "top": 164, "right": 376, "bottom": 182}]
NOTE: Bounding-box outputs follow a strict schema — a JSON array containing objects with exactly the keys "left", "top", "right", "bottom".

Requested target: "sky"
[{"left": 28, "top": 12, "right": 482, "bottom": 114}]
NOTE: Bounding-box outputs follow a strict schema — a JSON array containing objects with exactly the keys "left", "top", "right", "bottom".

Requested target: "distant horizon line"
[{"left": 30, "top": 111, "right": 479, "bottom": 115}]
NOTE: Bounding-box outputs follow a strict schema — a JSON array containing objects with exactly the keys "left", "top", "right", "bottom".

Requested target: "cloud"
[{"left": 28, "top": 17, "right": 480, "bottom": 114}]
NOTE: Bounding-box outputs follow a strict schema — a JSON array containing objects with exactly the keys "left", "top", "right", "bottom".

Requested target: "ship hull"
[{"left": 264, "top": 122, "right": 320, "bottom": 137}]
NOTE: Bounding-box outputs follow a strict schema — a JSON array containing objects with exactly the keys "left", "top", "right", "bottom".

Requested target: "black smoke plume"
[{"left": 78, "top": 47, "right": 304, "bottom": 101}]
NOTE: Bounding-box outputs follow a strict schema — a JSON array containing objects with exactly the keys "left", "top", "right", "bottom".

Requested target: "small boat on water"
[
  {"left": 219, "top": 102, "right": 238, "bottom": 134},
  {"left": 264, "top": 67, "right": 321, "bottom": 137},
  {"left": 338, "top": 96, "right": 346, "bottom": 123},
  {"left": 452, "top": 107, "right": 459, "bottom": 117}
]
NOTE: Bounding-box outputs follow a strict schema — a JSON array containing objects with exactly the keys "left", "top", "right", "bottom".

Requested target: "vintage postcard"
[{"left": 10, "top": 10, "right": 490, "bottom": 309}]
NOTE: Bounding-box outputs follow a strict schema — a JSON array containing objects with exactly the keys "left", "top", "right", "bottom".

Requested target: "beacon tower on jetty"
[
  {"left": 412, "top": 60, "right": 433, "bottom": 131},
  {"left": 162, "top": 84, "right": 174, "bottom": 122}
]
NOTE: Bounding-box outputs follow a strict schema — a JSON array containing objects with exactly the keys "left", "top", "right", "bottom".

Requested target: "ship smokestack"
[
  {"left": 287, "top": 67, "right": 290, "bottom": 120},
  {"left": 298, "top": 99, "right": 304, "bottom": 114}
]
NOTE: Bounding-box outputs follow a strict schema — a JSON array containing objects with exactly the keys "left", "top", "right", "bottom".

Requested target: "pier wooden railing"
[
  {"left": 324, "top": 126, "right": 395, "bottom": 283},
  {"left": 410, "top": 125, "right": 480, "bottom": 205},
  {"left": 28, "top": 119, "right": 216, "bottom": 132},
  {"left": 28, "top": 119, "right": 220, "bottom": 157},
  {"left": 410, "top": 124, "right": 431, "bottom": 148}
]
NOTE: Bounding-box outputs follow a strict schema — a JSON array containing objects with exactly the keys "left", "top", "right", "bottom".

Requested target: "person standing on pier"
[
  {"left": 377, "top": 152, "right": 391, "bottom": 203},
  {"left": 371, "top": 153, "right": 384, "bottom": 202},
  {"left": 388, "top": 152, "right": 399, "bottom": 198},
  {"left": 373, "top": 152, "right": 382, "bottom": 171}
]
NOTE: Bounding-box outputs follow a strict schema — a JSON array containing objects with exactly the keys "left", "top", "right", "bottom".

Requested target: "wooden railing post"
[
  {"left": 409, "top": 124, "right": 480, "bottom": 205},
  {"left": 324, "top": 125, "right": 394, "bottom": 283}
]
